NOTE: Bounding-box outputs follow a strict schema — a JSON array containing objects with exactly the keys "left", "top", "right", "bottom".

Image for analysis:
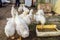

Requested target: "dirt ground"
[{"left": 0, "top": 4, "right": 60, "bottom": 40}]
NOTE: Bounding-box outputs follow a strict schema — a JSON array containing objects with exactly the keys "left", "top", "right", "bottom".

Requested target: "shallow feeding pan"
[{"left": 36, "top": 25, "right": 60, "bottom": 37}]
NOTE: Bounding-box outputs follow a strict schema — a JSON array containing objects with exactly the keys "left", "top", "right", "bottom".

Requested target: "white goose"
[
  {"left": 15, "top": 9, "right": 29, "bottom": 38},
  {"left": 34, "top": 9, "right": 46, "bottom": 29},
  {"left": 4, "top": 5, "right": 15, "bottom": 39}
]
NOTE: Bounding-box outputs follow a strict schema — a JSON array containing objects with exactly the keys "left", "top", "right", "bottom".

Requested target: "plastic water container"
[{"left": 25, "top": 0, "right": 32, "bottom": 7}]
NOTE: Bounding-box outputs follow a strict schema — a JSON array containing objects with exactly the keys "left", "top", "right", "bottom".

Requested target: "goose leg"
[
  {"left": 17, "top": 37, "right": 21, "bottom": 40},
  {"left": 11, "top": 36, "right": 15, "bottom": 40}
]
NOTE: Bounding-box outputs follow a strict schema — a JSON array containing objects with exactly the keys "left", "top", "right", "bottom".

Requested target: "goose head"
[
  {"left": 23, "top": 9, "right": 29, "bottom": 15},
  {"left": 18, "top": 4, "right": 24, "bottom": 12}
]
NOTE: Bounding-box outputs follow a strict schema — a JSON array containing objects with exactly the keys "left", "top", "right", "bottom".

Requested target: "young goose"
[
  {"left": 14, "top": 9, "right": 29, "bottom": 38},
  {"left": 4, "top": 5, "right": 16, "bottom": 39}
]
